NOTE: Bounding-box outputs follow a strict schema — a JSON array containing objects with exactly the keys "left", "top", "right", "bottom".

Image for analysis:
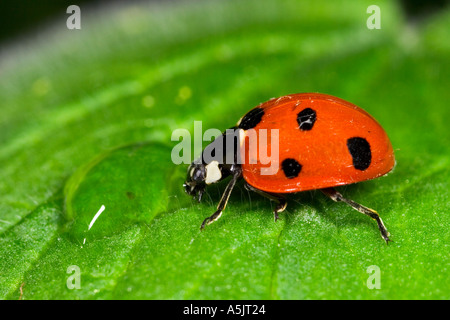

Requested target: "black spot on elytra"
[
  {"left": 347, "top": 137, "right": 371, "bottom": 171},
  {"left": 238, "top": 107, "right": 264, "bottom": 130},
  {"left": 297, "top": 108, "right": 316, "bottom": 131},
  {"left": 281, "top": 158, "right": 302, "bottom": 179},
  {"left": 126, "top": 191, "right": 136, "bottom": 200}
]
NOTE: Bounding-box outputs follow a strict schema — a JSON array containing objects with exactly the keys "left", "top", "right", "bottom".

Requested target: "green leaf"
[{"left": 0, "top": 0, "right": 449, "bottom": 299}]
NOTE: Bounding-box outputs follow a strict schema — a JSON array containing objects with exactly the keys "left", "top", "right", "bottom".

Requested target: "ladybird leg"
[
  {"left": 244, "top": 183, "right": 287, "bottom": 222},
  {"left": 321, "top": 188, "right": 391, "bottom": 244},
  {"left": 200, "top": 168, "right": 242, "bottom": 230}
]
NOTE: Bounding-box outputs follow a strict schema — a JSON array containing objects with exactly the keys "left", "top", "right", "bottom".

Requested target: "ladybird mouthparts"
[{"left": 183, "top": 181, "right": 205, "bottom": 202}]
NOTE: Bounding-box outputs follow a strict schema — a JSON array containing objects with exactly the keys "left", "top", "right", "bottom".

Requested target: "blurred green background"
[{"left": 0, "top": 0, "right": 449, "bottom": 300}]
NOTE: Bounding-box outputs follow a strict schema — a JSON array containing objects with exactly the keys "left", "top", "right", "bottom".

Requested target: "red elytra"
[
  {"left": 183, "top": 93, "right": 395, "bottom": 243},
  {"left": 240, "top": 93, "right": 395, "bottom": 193}
]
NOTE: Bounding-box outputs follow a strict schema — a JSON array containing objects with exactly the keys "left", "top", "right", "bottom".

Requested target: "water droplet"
[{"left": 63, "top": 142, "right": 188, "bottom": 242}]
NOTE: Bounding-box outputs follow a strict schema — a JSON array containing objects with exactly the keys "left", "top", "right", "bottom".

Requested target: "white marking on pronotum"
[
  {"left": 205, "top": 160, "right": 222, "bottom": 184},
  {"left": 88, "top": 205, "right": 105, "bottom": 230}
]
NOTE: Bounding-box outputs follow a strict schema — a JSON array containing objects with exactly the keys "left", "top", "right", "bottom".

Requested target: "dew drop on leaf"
[{"left": 63, "top": 142, "right": 187, "bottom": 242}]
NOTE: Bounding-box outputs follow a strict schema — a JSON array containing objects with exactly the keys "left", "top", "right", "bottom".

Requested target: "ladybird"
[{"left": 184, "top": 93, "right": 395, "bottom": 243}]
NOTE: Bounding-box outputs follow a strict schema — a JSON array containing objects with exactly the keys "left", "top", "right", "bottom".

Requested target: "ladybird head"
[
  {"left": 184, "top": 129, "right": 240, "bottom": 202},
  {"left": 184, "top": 157, "right": 227, "bottom": 202},
  {"left": 184, "top": 162, "right": 207, "bottom": 202}
]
